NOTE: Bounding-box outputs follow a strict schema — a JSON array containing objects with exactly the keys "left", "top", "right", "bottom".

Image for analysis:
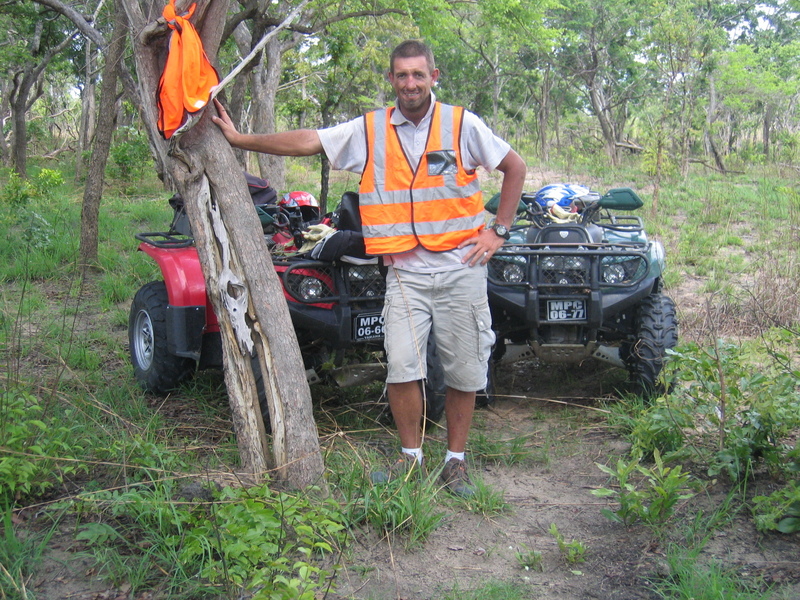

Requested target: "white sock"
[
  {"left": 401, "top": 447, "right": 424, "bottom": 465},
  {"left": 445, "top": 450, "right": 465, "bottom": 464}
]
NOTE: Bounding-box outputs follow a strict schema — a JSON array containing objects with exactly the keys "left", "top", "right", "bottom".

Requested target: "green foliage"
[
  {"left": 652, "top": 545, "right": 774, "bottom": 600},
  {"left": 181, "top": 485, "right": 346, "bottom": 599},
  {"left": 514, "top": 543, "right": 543, "bottom": 571},
  {"left": 0, "top": 508, "right": 59, "bottom": 600},
  {"left": 626, "top": 401, "right": 695, "bottom": 462},
  {"left": 0, "top": 169, "right": 64, "bottom": 208},
  {"left": 548, "top": 523, "right": 587, "bottom": 564},
  {"left": 470, "top": 431, "right": 532, "bottom": 466},
  {"left": 76, "top": 482, "right": 347, "bottom": 599},
  {"left": 0, "top": 389, "right": 87, "bottom": 506},
  {"left": 456, "top": 476, "right": 510, "bottom": 517},
  {"left": 665, "top": 340, "right": 800, "bottom": 481},
  {"left": 0, "top": 172, "right": 35, "bottom": 207},
  {"left": 361, "top": 472, "right": 445, "bottom": 549},
  {"left": 19, "top": 209, "right": 54, "bottom": 250},
  {"left": 442, "top": 579, "right": 532, "bottom": 600},
  {"left": 752, "top": 481, "right": 800, "bottom": 534},
  {"left": 31, "top": 168, "right": 64, "bottom": 200},
  {"left": 592, "top": 449, "right": 694, "bottom": 530},
  {"left": 109, "top": 127, "right": 152, "bottom": 182}
]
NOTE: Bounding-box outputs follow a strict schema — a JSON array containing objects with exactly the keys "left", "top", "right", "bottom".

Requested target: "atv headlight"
[
  {"left": 601, "top": 256, "right": 646, "bottom": 284},
  {"left": 602, "top": 263, "right": 627, "bottom": 284},
  {"left": 541, "top": 256, "right": 561, "bottom": 270},
  {"left": 502, "top": 262, "right": 525, "bottom": 284},
  {"left": 299, "top": 277, "right": 324, "bottom": 300},
  {"left": 563, "top": 255, "right": 588, "bottom": 271}
]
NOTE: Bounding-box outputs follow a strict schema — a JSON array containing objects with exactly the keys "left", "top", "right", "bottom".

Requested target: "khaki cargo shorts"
[{"left": 382, "top": 265, "right": 495, "bottom": 392}]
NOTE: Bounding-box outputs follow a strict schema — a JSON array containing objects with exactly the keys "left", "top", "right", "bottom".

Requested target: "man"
[{"left": 212, "top": 40, "right": 526, "bottom": 496}]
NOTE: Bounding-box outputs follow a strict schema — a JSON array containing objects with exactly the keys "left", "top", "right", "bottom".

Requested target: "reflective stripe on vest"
[{"left": 358, "top": 103, "right": 484, "bottom": 255}]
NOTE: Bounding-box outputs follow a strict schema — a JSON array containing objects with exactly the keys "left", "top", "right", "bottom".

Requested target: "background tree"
[
  {"left": 78, "top": 0, "right": 124, "bottom": 268},
  {"left": 2, "top": 2, "right": 79, "bottom": 177}
]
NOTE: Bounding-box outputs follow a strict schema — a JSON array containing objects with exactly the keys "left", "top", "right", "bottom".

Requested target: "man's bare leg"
[
  {"left": 387, "top": 380, "right": 424, "bottom": 449},
  {"left": 444, "top": 387, "right": 476, "bottom": 453}
]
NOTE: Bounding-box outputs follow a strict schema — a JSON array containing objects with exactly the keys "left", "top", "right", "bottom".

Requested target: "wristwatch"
[{"left": 491, "top": 223, "right": 511, "bottom": 240}]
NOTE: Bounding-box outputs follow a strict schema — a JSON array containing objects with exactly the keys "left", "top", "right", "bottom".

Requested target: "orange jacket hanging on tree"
[{"left": 157, "top": 0, "right": 220, "bottom": 139}]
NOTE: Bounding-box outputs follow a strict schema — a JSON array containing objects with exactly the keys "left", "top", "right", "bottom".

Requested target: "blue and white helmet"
[{"left": 533, "top": 184, "right": 599, "bottom": 209}]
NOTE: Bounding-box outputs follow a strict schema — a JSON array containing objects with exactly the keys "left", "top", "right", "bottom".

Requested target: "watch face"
[{"left": 494, "top": 224, "right": 509, "bottom": 239}]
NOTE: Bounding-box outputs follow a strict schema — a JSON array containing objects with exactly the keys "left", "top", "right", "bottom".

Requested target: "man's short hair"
[{"left": 390, "top": 40, "right": 435, "bottom": 74}]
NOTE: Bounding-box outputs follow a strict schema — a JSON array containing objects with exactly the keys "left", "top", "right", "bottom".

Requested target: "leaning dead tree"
[{"left": 122, "top": 0, "right": 325, "bottom": 489}]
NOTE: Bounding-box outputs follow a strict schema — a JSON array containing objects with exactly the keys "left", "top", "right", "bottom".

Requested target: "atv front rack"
[
  {"left": 275, "top": 259, "right": 386, "bottom": 305},
  {"left": 135, "top": 231, "right": 194, "bottom": 249}
]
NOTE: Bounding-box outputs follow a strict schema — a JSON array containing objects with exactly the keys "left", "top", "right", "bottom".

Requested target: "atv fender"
[{"left": 138, "top": 242, "right": 216, "bottom": 360}]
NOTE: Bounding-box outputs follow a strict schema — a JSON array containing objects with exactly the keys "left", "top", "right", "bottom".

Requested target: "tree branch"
[{"left": 30, "top": 0, "right": 107, "bottom": 47}]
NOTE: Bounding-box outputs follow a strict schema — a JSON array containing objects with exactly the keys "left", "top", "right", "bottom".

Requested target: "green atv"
[{"left": 485, "top": 184, "right": 678, "bottom": 397}]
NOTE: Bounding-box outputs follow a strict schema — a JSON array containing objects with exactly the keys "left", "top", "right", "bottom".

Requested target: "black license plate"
[
  {"left": 546, "top": 299, "right": 586, "bottom": 321},
  {"left": 353, "top": 313, "right": 384, "bottom": 341}
]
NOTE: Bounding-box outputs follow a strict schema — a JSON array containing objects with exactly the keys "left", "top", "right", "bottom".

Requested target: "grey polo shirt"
[{"left": 317, "top": 94, "right": 511, "bottom": 272}]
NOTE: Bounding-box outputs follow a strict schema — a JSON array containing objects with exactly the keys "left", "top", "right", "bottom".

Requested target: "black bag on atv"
[
  {"left": 168, "top": 173, "right": 279, "bottom": 235},
  {"left": 313, "top": 191, "right": 369, "bottom": 262}
]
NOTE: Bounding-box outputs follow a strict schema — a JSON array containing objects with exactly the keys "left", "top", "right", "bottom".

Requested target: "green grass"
[
  {"left": 0, "top": 509, "right": 60, "bottom": 600},
  {"left": 440, "top": 579, "right": 534, "bottom": 600},
  {"left": 652, "top": 546, "right": 774, "bottom": 600},
  {"left": 0, "top": 160, "right": 798, "bottom": 598}
]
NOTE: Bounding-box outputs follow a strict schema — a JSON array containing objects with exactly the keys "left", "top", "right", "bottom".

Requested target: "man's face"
[{"left": 388, "top": 55, "right": 439, "bottom": 118}]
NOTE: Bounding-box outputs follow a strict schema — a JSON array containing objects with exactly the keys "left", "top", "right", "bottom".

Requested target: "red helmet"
[{"left": 279, "top": 191, "right": 318, "bottom": 208}]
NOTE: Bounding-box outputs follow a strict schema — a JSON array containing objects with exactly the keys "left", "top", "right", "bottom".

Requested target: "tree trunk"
[
  {"left": 123, "top": 0, "right": 325, "bottom": 490},
  {"left": 763, "top": 103, "right": 774, "bottom": 160},
  {"left": 79, "top": 0, "right": 125, "bottom": 269},
  {"left": 75, "top": 42, "right": 98, "bottom": 183},
  {"left": 704, "top": 75, "right": 726, "bottom": 174},
  {"left": 586, "top": 72, "right": 618, "bottom": 166},
  {"left": 253, "top": 36, "right": 285, "bottom": 191}
]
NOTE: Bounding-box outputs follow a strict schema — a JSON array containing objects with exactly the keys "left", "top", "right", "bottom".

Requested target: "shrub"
[
  {"left": 0, "top": 389, "right": 87, "bottom": 506},
  {"left": 0, "top": 172, "right": 34, "bottom": 206}
]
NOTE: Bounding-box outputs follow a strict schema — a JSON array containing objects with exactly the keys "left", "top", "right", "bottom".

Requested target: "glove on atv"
[{"left": 298, "top": 223, "right": 336, "bottom": 253}]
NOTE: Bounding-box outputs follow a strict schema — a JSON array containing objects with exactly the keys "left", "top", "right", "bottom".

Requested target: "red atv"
[{"left": 128, "top": 175, "right": 446, "bottom": 422}]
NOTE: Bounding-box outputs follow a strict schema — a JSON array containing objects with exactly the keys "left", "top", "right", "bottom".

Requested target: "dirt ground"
[
  {"left": 20, "top": 170, "right": 800, "bottom": 599},
  {"left": 323, "top": 361, "right": 800, "bottom": 600},
  {"left": 26, "top": 355, "right": 800, "bottom": 600}
]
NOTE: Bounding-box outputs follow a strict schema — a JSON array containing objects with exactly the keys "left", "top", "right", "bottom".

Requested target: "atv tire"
[
  {"left": 129, "top": 281, "right": 195, "bottom": 393},
  {"left": 627, "top": 292, "right": 678, "bottom": 398}
]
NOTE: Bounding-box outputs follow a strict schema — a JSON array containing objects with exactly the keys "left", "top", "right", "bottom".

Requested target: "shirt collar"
[{"left": 390, "top": 92, "right": 437, "bottom": 127}]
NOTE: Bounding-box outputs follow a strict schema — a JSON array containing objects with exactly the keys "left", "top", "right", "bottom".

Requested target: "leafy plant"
[
  {"left": 76, "top": 482, "right": 347, "bottom": 599},
  {"left": 592, "top": 449, "right": 694, "bottom": 530},
  {"left": 0, "top": 389, "right": 87, "bottom": 506},
  {"left": 548, "top": 523, "right": 587, "bottom": 564},
  {"left": 31, "top": 168, "right": 64, "bottom": 200},
  {"left": 109, "top": 128, "right": 152, "bottom": 182},
  {"left": 361, "top": 472, "right": 445, "bottom": 549},
  {"left": 514, "top": 543, "right": 543, "bottom": 571},
  {"left": 752, "top": 481, "right": 800, "bottom": 534},
  {"left": 0, "top": 172, "right": 34, "bottom": 206},
  {"left": 652, "top": 545, "right": 773, "bottom": 600},
  {"left": 181, "top": 484, "right": 346, "bottom": 599},
  {"left": 470, "top": 431, "right": 532, "bottom": 466},
  {"left": 665, "top": 341, "right": 800, "bottom": 481}
]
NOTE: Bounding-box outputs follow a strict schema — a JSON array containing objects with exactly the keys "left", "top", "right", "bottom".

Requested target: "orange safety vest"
[
  {"left": 157, "top": 0, "right": 219, "bottom": 139},
  {"left": 358, "top": 103, "right": 484, "bottom": 255}
]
